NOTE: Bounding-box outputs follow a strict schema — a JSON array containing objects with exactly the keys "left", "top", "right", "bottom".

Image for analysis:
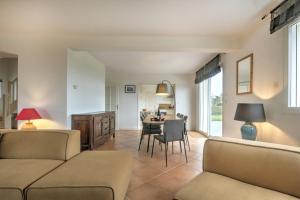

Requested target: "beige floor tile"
[
  {"left": 127, "top": 183, "right": 174, "bottom": 200},
  {"left": 128, "top": 174, "right": 148, "bottom": 191},
  {"left": 97, "top": 130, "right": 206, "bottom": 200}
]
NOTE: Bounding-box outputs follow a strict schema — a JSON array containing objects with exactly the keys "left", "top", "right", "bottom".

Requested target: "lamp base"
[
  {"left": 241, "top": 122, "right": 257, "bottom": 140},
  {"left": 21, "top": 122, "right": 37, "bottom": 130}
]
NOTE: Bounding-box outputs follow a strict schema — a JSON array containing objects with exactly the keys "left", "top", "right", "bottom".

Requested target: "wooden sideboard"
[{"left": 71, "top": 111, "right": 115, "bottom": 150}]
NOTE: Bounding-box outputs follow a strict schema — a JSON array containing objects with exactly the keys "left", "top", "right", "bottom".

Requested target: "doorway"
[
  {"left": 138, "top": 84, "right": 176, "bottom": 130},
  {"left": 198, "top": 70, "right": 223, "bottom": 136},
  {"left": 105, "top": 85, "right": 119, "bottom": 130},
  {"left": 0, "top": 52, "right": 18, "bottom": 129}
]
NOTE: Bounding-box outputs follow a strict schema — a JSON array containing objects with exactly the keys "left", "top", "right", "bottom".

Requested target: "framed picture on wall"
[{"left": 125, "top": 85, "right": 136, "bottom": 93}]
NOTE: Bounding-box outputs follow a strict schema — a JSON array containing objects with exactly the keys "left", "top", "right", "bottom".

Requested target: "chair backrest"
[
  {"left": 179, "top": 114, "right": 184, "bottom": 119},
  {"left": 140, "top": 112, "right": 145, "bottom": 121},
  {"left": 183, "top": 115, "right": 188, "bottom": 131},
  {"left": 163, "top": 120, "right": 184, "bottom": 142},
  {"left": 140, "top": 115, "right": 145, "bottom": 122},
  {"left": 140, "top": 111, "right": 150, "bottom": 121},
  {"left": 203, "top": 137, "right": 300, "bottom": 198},
  {"left": 183, "top": 115, "right": 188, "bottom": 121},
  {"left": 176, "top": 113, "right": 181, "bottom": 117}
]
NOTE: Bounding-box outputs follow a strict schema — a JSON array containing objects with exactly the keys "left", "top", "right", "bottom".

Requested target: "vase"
[{"left": 241, "top": 122, "right": 257, "bottom": 140}]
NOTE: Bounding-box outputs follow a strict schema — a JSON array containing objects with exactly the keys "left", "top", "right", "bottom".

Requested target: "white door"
[
  {"left": 105, "top": 85, "right": 119, "bottom": 130},
  {"left": 118, "top": 85, "right": 138, "bottom": 130},
  {"left": 110, "top": 86, "right": 119, "bottom": 130}
]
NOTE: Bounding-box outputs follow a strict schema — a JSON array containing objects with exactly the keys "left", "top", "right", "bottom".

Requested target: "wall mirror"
[{"left": 236, "top": 54, "right": 253, "bottom": 95}]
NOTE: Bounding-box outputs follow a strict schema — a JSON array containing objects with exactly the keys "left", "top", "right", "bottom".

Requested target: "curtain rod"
[{"left": 261, "top": 0, "right": 288, "bottom": 20}]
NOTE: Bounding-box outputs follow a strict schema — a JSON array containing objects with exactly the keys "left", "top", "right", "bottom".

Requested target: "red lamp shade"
[{"left": 16, "top": 108, "right": 42, "bottom": 121}]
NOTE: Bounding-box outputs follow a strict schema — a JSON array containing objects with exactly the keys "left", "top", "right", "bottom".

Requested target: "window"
[
  {"left": 288, "top": 21, "right": 300, "bottom": 107},
  {"left": 198, "top": 70, "right": 223, "bottom": 136}
]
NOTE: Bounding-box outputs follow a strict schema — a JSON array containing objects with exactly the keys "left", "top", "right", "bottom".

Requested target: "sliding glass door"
[
  {"left": 198, "top": 70, "right": 223, "bottom": 136},
  {"left": 210, "top": 71, "right": 223, "bottom": 136}
]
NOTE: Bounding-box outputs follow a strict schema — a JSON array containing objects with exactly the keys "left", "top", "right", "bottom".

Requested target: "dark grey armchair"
[
  {"left": 151, "top": 119, "right": 188, "bottom": 167},
  {"left": 183, "top": 115, "right": 191, "bottom": 151},
  {"left": 138, "top": 115, "right": 162, "bottom": 152}
]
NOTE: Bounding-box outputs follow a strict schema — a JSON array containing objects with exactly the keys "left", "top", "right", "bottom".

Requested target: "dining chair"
[
  {"left": 138, "top": 115, "right": 162, "bottom": 152},
  {"left": 183, "top": 115, "right": 191, "bottom": 151},
  {"left": 176, "top": 113, "right": 181, "bottom": 118},
  {"left": 151, "top": 119, "right": 188, "bottom": 167}
]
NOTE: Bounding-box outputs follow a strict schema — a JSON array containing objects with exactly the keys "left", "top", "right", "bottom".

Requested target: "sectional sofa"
[
  {"left": 0, "top": 130, "right": 133, "bottom": 200},
  {"left": 175, "top": 137, "right": 300, "bottom": 200}
]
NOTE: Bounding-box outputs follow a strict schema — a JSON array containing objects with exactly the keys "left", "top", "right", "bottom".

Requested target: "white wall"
[
  {"left": 67, "top": 50, "right": 106, "bottom": 127},
  {"left": 222, "top": 19, "right": 300, "bottom": 146},
  {"left": 106, "top": 72, "right": 196, "bottom": 130},
  {"left": 0, "top": 34, "right": 69, "bottom": 129},
  {"left": 0, "top": 28, "right": 240, "bottom": 129}
]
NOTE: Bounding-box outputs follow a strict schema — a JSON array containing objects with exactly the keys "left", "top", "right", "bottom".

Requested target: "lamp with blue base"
[{"left": 234, "top": 103, "right": 266, "bottom": 141}]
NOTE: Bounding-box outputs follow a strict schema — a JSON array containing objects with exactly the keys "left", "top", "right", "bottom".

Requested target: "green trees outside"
[{"left": 211, "top": 95, "right": 222, "bottom": 121}]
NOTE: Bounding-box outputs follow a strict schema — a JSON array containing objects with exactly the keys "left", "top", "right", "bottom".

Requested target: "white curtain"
[{"left": 198, "top": 79, "right": 211, "bottom": 134}]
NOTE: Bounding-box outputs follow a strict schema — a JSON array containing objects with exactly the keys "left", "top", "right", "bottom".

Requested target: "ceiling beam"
[{"left": 66, "top": 35, "right": 241, "bottom": 53}]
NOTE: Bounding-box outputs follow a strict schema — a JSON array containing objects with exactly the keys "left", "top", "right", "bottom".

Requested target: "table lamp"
[
  {"left": 234, "top": 103, "right": 266, "bottom": 140},
  {"left": 16, "top": 108, "right": 42, "bottom": 130}
]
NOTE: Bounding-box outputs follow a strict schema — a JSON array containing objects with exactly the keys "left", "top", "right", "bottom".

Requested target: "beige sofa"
[
  {"left": 0, "top": 130, "right": 133, "bottom": 200},
  {"left": 175, "top": 137, "right": 300, "bottom": 200}
]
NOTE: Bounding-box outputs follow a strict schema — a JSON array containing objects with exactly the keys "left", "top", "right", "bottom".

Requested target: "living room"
[{"left": 0, "top": 0, "right": 300, "bottom": 200}]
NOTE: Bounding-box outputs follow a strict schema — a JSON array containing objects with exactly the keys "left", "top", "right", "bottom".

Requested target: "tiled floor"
[{"left": 97, "top": 130, "right": 206, "bottom": 200}]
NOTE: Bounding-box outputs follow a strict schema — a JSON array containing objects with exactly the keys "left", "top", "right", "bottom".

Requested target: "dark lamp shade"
[
  {"left": 156, "top": 83, "right": 169, "bottom": 96},
  {"left": 234, "top": 103, "right": 266, "bottom": 122},
  {"left": 16, "top": 108, "right": 42, "bottom": 121}
]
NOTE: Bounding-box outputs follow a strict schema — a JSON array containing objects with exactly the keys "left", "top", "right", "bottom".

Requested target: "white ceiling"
[
  {"left": 91, "top": 51, "right": 215, "bottom": 74},
  {"left": 0, "top": 0, "right": 282, "bottom": 74},
  {"left": 0, "top": 0, "right": 279, "bottom": 37}
]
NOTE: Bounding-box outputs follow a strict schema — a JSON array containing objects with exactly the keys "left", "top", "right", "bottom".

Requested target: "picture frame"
[{"left": 125, "top": 85, "right": 136, "bottom": 93}]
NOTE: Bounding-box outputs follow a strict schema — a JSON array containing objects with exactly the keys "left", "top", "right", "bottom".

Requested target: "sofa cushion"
[
  {"left": 0, "top": 159, "right": 63, "bottom": 200},
  {"left": 0, "top": 130, "right": 80, "bottom": 161},
  {"left": 203, "top": 137, "right": 300, "bottom": 198},
  {"left": 175, "top": 172, "right": 299, "bottom": 200},
  {"left": 26, "top": 151, "right": 133, "bottom": 200}
]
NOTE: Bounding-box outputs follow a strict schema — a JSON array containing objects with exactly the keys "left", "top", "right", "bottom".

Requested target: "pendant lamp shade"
[{"left": 156, "top": 83, "right": 169, "bottom": 96}]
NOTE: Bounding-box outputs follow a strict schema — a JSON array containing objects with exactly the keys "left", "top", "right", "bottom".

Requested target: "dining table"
[{"left": 142, "top": 115, "right": 177, "bottom": 125}]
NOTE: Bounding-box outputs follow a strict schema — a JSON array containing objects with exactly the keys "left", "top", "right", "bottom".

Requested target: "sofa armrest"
[{"left": 65, "top": 130, "right": 81, "bottom": 160}]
